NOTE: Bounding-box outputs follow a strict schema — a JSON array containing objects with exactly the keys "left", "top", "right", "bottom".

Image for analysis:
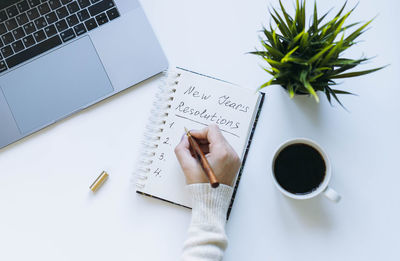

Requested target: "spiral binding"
[{"left": 134, "top": 71, "right": 181, "bottom": 189}]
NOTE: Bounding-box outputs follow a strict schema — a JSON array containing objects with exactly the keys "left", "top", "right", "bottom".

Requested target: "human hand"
[{"left": 174, "top": 124, "right": 241, "bottom": 186}]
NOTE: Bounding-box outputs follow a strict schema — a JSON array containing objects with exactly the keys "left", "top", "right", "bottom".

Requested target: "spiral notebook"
[{"left": 135, "top": 67, "right": 265, "bottom": 212}]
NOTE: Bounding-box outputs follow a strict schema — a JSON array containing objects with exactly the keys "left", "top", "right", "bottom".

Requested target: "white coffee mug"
[{"left": 271, "top": 138, "right": 341, "bottom": 202}]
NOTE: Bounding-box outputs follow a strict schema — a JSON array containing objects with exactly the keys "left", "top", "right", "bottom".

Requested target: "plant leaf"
[
  {"left": 271, "top": 67, "right": 280, "bottom": 73},
  {"left": 317, "top": 8, "right": 333, "bottom": 25},
  {"left": 288, "top": 30, "right": 305, "bottom": 49},
  {"left": 258, "top": 75, "right": 279, "bottom": 90},
  {"left": 262, "top": 42, "right": 284, "bottom": 59},
  {"left": 263, "top": 58, "right": 288, "bottom": 68},
  {"left": 326, "top": 86, "right": 347, "bottom": 109},
  {"left": 279, "top": 0, "right": 293, "bottom": 28},
  {"left": 287, "top": 83, "right": 295, "bottom": 98},
  {"left": 271, "top": 10, "right": 291, "bottom": 37},
  {"left": 281, "top": 46, "right": 299, "bottom": 63},
  {"left": 334, "top": 0, "right": 348, "bottom": 20},
  {"left": 262, "top": 28, "right": 275, "bottom": 45},
  {"left": 254, "top": 0, "right": 384, "bottom": 106},
  {"left": 262, "top": 67, "right": 274, "bottom": 75},
  {"left": 300, "top": 71, "right": 319, "bottom": 102},
  {"left": 299, "top": 0, "right": 306, "bottom": 32},
  {"left": 345, "top": 19, "right": 374, "bottom": 43},
  {"left": 320, "top": 36, "right": 343, "bottom": 65},
  {"left": 283, "top": 57, "right": 307, "bottom": 64},
  {"left": 341, "top": 22, "right": 361, "bottom": 32},
  {"left": 309, "top": 73, "right": 324, "bottom": 82},
  {"left": 324, "top": 88, "right": 332, "bottom": 104},
  {"left": 312, "top": 1, "right": 318, "bottom": 31},
  {"left": 332, "top": 89, "right": 354, "bottom": 95},
  {"left": 304, "top": 81, "right": 320, "bottom": 102},
  {"left": 299, "top": 31, "right": 309, "bottom": 49},
  {"left": 249, "top": 51, "right": 269, "bottom": 57},
  {"left": 308, "top": 44, "right": 333, "bottom": 64},
  {"left": 331, "top": 66, "right": 385, "bottom": 78}
]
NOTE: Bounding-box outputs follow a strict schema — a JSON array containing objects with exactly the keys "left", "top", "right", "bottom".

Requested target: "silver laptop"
[{"left": 0, "top": 0, "right": 168, "bottom": 149}]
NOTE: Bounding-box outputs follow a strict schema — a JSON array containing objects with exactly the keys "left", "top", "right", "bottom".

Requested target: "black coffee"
[{"left": 273, "top": 143, "right": 326, "bottom": 194}]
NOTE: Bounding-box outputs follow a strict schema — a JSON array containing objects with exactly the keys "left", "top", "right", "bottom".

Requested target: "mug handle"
[{"left": 323, "top": 187, "right": 341, "bottom": 203}]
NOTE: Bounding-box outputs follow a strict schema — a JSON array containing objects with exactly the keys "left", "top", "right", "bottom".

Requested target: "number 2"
[{"left": 163, "top": 137, "right": 170, "bottom": 145}]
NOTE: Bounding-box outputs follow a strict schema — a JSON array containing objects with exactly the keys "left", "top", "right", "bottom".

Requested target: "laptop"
[{"left": 0, "top": 0, "right": 168, "bottom": 149}]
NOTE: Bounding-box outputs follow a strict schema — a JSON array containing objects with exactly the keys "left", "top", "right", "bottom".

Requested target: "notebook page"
[{"left": 138, "top": 69, "right": 261, "bottom": 207}]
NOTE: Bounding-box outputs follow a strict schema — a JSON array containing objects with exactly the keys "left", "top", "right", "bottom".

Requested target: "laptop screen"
[{"left": 0, "top": 0, "right": 19, "bottom": 10}]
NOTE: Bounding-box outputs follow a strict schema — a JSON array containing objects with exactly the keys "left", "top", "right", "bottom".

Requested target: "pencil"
[{"left": 184, "top": 127, "right": 220, "bottom": 188}]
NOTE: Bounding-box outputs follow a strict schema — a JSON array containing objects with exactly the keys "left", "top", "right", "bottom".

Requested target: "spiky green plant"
[{"left": 251, "top": 0, "right": 385, "bottom": 106}]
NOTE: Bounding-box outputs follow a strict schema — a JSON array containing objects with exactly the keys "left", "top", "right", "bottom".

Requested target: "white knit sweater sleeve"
[{"left": 181, "top": 183, "right": 234, "bottom": 261}]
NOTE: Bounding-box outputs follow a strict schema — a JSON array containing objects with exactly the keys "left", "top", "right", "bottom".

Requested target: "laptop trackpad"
[{"left": 0, "top": 36, "right": 113, "bottom": 134}]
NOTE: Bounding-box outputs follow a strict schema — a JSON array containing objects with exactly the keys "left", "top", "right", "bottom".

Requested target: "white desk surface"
[{"left": 1, "top": 0, "right": 399, "bottom": 260}]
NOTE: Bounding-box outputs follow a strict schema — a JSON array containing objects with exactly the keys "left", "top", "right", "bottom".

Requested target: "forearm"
[{"left": 181, "top": 184, "right": 233, "bottom": 261}]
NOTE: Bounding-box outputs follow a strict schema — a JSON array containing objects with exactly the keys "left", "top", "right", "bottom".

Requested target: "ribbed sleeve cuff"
[{"left": 187, "top": 183, "right": 234, "bottom": 228}]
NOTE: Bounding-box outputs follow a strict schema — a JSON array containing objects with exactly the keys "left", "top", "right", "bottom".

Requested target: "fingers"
[
  {"left": 186, "top": 136, "right": 209, "bottom": 145},
  {"left": 175, "top": 133, "right": 210, "bottom": 159},
  {"left": 188, "top": 128, "right": 208, "bottom": 140},
  {"left": 189, "top": 124, "right": 226, "bottom": 144},
  {"left": 174, "top": 135, "right": 195, "bottom": 165},
  {"left": 175, "top": 134, "right": 208, "bottom": 184},
  {"left": 207, "top": 124, "right": 225, "bottom": 144},
  {"left": 176, "top": 125, "right": 240, "bottom": 186},
  {"left": 198, "top": 144, "right": 210, "bottom": 154},
  {"left": 189, "top": 145, "right": 209, "bottom": 157}
]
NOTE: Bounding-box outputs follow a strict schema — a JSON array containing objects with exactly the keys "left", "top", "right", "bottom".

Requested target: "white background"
[{"left": 1, "top": 0, "right": 399, "bottom": 260}]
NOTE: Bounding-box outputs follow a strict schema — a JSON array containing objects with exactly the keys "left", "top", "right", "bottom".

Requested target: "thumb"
[{"left": 174, "top": 135, "right": 196, "bottom": 166}]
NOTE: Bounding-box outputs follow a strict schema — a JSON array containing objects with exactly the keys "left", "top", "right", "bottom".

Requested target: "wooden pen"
[{"left": 185, "top": 127, "right": 220, "bottom": 188}]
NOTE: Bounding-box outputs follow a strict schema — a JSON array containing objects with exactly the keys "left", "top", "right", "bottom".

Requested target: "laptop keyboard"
[{"left": 0, "top": 0, "right": 120, "bottom": 73}]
